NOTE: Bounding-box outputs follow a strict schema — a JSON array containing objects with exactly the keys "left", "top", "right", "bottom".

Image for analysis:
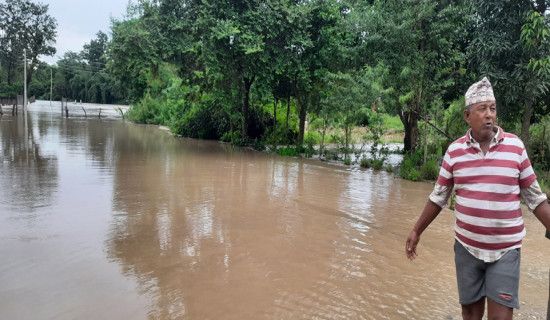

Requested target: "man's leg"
[
  {"left": 461, "top": 297, "right": 485, "bottom": 320},
  {"left": 487, "top": 298, "right": 513, "bottom": 320}
]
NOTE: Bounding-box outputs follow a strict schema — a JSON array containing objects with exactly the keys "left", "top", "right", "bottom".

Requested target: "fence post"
[{"left": 61, "top": 98, "right": 66, "bottom": 117}]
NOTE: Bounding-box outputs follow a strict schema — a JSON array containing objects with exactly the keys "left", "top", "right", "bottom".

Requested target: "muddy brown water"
[{"left": 1, "top": 103, "right": 548, "bottom": 319}]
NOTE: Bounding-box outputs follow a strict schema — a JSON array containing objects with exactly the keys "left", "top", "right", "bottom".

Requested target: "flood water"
[{"left": 1, "top": 102, "right": 549, "bottom": 319}]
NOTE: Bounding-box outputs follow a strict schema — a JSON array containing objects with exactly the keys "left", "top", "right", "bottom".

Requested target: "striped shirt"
[{"left": 430, "top": 126, "right": 542, "bottom": 262}]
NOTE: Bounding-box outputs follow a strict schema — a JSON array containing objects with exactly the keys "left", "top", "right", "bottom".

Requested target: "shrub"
[
  {"left": 371, "top": 159, "right": 384, "bottom": 170},
  {"left": 253, "top": 138, "right": 266, "bottom": 151},
  {"left": 221, "top": 131, "right": 237, "bottom": 143},
  {"left": 360, "top": 157, "right": 370, "bottom": 168},
  {"left": 420, "top": 159, "right": 439, "bottom": 181},
  {"left": 343, "top": 158, "right": 351, "bottom": 165},
  {"left": 277, "top": 146, "right": 300, "bottom": 157},
  {"left": 407, "top": 168, "right": 421, "bottom": 181},
  {"left": 303, "top": 134, "right": 317, "bottom": 158}
]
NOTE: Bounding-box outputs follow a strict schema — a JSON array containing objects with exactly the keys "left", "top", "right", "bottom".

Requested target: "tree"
[
  {"left": 355, "top": 0, "right": 472, "bottom": 152},
  {"left": 468, "top": 0, "right": 550, "bottom": 152},
  {"left": 322, "top": 64, "right": 392, "bottom": 160},
  {"left": 0, "top": 0, "right": 57, "bottom": 85},
  {"left": 287, "top": 0, "right": 342, "bottom": 144},
  {"left": 82, "top": 31, "right": 108, "bottom": 70}
]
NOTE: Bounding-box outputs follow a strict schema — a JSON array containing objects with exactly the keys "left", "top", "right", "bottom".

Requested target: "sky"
[{"left": 40, "top": 0, "right": 130, "bottom": 65}]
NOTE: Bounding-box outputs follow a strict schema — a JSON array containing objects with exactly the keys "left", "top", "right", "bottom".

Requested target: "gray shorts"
[{"left": 454, "top": 241, "right": 521, "bottom": 309}]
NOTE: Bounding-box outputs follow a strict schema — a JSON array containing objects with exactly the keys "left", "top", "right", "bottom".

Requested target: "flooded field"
[{"left": 1, "top": 101, "right": 548, "bottom": 319}]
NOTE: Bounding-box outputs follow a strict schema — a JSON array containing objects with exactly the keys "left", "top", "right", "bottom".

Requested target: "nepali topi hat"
[{"left": 465, "top": 77, "right": 495, "bottom": 109}]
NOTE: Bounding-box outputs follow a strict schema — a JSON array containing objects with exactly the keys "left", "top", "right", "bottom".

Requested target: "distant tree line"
[
  {"left": 1, "top": 0, "right": 549, "bottom": 177},
  {"left": 0, "top": 0, "right": 124, "bottom": 104}
]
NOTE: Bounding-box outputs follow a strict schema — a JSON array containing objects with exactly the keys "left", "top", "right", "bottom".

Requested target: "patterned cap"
[{"left": 465, "top": 77, "right": 495, "bottom": 108}]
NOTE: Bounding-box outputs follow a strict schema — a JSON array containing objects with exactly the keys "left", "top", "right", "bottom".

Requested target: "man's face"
[{"left": 464, "top": 101, "right": 497, "bottom": 140}]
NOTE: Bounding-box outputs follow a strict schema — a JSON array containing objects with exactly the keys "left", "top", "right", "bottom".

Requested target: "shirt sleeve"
[
  {"left": 429, "top": 183, "right": 453, "bottom": 209},
  {"left": 520, "top": 180, "right": 548, "bottom": 212}
]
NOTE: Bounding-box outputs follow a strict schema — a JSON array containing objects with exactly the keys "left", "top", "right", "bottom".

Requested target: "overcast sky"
[{"left": 41, "top": 0, "right": 130, "bottom": 64}]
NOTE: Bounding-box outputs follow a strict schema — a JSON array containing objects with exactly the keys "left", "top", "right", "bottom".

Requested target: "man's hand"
[{"left": 405, "top": 229, "right": 420, "bottom": 260}]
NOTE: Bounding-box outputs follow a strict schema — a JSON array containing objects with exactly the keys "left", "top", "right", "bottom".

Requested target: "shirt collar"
[{"left": 466, "top": 126, "right": 503, "bottom": 145}]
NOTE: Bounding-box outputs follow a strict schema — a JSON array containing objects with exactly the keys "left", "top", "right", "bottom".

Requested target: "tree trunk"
[
  {"left": 401, "top": 110, "right": 419, "bottom": 152},
  {"left": 286, "top": 93, "right": 291, "bottom": 129},
  {"left": 297, "top": 94, "right": 308, "bottom": 144},
  {"left": 7, "top": 59, "right": 14, "bottom": 85},
  {"left": 319, "top": 116, "right": 327, "bottom": 157},
  {"left": 521, "top": 99, "right": 533, "bottom": 154},
  {"left": 242, "top": 76, "right": 255, "bottom": 138},
  {"left": 273, "top": 96, "right": 277, "bottom": 130},
  {"left": 423, "top": 113, "right": 428, "bottom": 164}
]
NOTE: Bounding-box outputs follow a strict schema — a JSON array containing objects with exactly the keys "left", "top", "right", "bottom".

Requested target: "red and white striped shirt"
[{"left": 433, "top": 126, "right": 538, "bottom": 262}]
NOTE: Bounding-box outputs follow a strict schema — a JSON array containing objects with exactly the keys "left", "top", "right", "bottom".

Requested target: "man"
[{"left": 405, "top": 77, "right": 550, "bottom": 320}]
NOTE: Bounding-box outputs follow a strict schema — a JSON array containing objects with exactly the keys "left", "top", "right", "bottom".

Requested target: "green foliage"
[
  {"left": 354, "top": 0, "right": 472, "bottom": 152},
  {"left": 0, "top": 81, "right": 23, "bottom": 98},
  {"left": 126, "top": 92, "right": 164, "bottom": 124},
  {"left": 360, "top": 157, "right": 385, "bottom": 170},
  {"left": 343, "top": 158, "right": 351, "bottom": 165},
  {"left": 381, "top": 113, "right": 404, "bottom": 131},
  {"left": 443, "top": 97, "right": 470, "bottom": 140},
  {"left": 530, "top": 115, "right": 550, "bottom": 171},
  {"left": 407, "top": 168, "right": 421, "bottom": 181},
  {"left": 468, "top": 2, "right": 550, "bottom": 148},
  {"left": 221, "top": 131, "right": 238, "bottom": 143},
  {"left": 303, "top": 134, "right": 317, "bottom": 158},
  {"left": 0, "top": 0, "right": 57, "bottom": 85},
  {"left": 420, "top": 159, "right": 439, "bottom": 181},
  {"left": 400, "top": 149, "right": 424, "bottom": 180},
  {"left": 277, "top": 146, "right": 301, "bottom": 157}
]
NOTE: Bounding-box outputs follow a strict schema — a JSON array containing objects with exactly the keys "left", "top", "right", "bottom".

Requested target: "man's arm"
[
  {"left": 533, "top": 200, "right": 550, "bottom": 233},
  {"left": 405, "top": 200, "right": 443, "bottom": 260}
]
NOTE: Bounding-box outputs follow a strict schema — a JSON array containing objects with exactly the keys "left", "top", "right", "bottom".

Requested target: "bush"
[
  {"left": 127, "top": 92, "right": 165, "bottom": 124},
  {"left": 444, "top": 97, "right": 470, "bottom": 141},
  {"left": 371, "top": 159, "right": 384, "bottom": 170},
  {"left": 407, "top": 168, "right": 421, "bottom": 181},
  {"left": 343, "top": 158, "right": 351, "bottom": 165},
  {"left": 221, "top": 131, "right": 238, "bottom": 143},
  {"left": 277, "top": 146, "right": 300, "bottom": 157},
  {"left": 420, "top": 159, "right": 439, "bottom": 181},
  {"left": 303, "top": 134, "right": 317, "bottom": 158},
  {"left": 253, "top": 138, "right": 265, "bottom": 151},
  {"left": 360, "top": 157, "right": 370, "bottom": 168},
  {"left": 360, "top": 157, "right": 384, "bottom": 170}
]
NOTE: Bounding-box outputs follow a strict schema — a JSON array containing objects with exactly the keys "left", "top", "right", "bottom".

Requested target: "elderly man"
[{"left": 405, "top": 77, "right": 550, "bottom": 320}]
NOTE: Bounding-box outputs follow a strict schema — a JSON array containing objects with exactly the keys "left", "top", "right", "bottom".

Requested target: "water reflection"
[{"left": 0, "top": 112, "right": 58, "bottom": 218}]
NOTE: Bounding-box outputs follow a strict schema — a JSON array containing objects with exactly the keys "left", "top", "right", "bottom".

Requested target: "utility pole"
[
  {"left": 23, "top": 49, "right": 27, "bottom": 112},
  {"left": 50, "top": 67, "right": 53, "bottom": 104},
  {"left": 23, "top": 49, "right": 29, "bottom": 158}
]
